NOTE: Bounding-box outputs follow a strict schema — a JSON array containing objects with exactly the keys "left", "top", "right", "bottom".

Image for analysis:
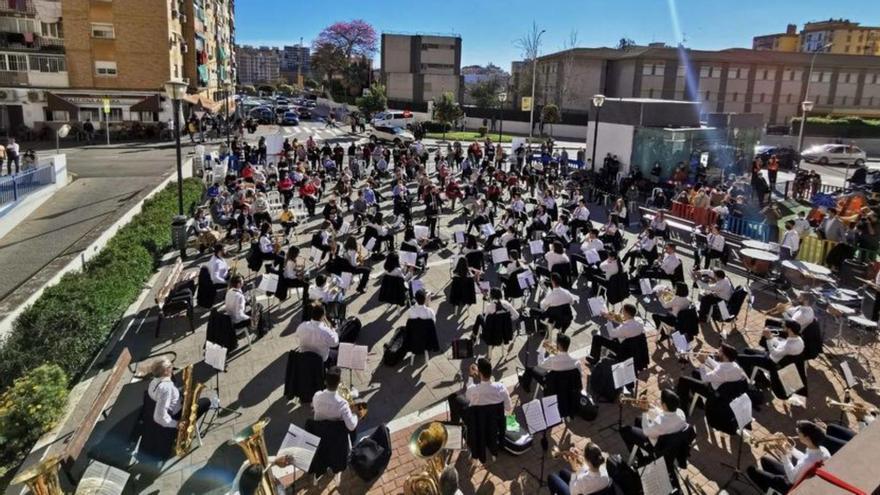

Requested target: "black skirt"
[{"left": 449, "top": 276, "right": 477, "bottom": 306}]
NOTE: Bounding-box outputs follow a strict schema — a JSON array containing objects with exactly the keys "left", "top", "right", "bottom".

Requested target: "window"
[
  {"left": 705, "top": 91, "right": 711, "bottom": 101},
  {"left": 91, "top": 23, "right": 115, "bottom": 39},
  {"left": 642, "top": 62, "right": 665, "bottom": 76},
  {"left": 759, "top": 93, "right": 765, "bottom": 103},
  {"left": 677, "top": 65, "right": 687, "bottom": 77},
  {"left": 43, "top": 109, "right": 69, "bottom": 122},
  {"left": 699, "top": 66, "right": 710, "bottom": 78},
  {"left": 732, "top": 92, "right": 738, "bottom": 102},
  {"left": 80, "top": 107, "right": 100, "bottom": 122},
  {"left": 0, "top": 17, "right": 36, "bottom": 34},
  {"left": 6, "top": 54, "right": 27, "bottom": 71},
  {"left": 28, "top": 55, "right": 65, "bottom": 72},
  {"left": 108, "top": 108, "right": 123, "bottom": 122},
  {"left": 811, "top": 71, "right": 822, "bottom": 82},
  {"left": 711, "top": 66, "right": 722, "bottom": 78},
  {"left": 134, "top": 112, "right": 158, "bottom": 122},
  {"left": 95, "top": 61, "right": 117, "bottom": 76},
  {"left": 41, "top": 22, "right": 62, "bottom": 38}
]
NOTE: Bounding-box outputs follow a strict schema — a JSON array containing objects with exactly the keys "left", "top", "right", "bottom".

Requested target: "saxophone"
[
  {"left": 10, "top": 456, "right": 63, "bottom": 495},
  {"left": 229, "top": 418, "right": 276, "bottom": 495},
  {"left": 174, "top": 365, "right": 206, "bottom": 456}
]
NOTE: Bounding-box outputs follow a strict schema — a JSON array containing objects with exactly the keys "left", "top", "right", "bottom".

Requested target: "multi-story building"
[
  {"left": 280, "top": 44, "right": 309, "bottom": 84},
  {"left": 754, "top": 19, "right": 880, "bottom": 56},
  {"left": 235, "top": 45, "right": 280, "bottom": 85},
  {"left": 533, "top": 44, "right": 880, "bottom": 125},
  {"left": 181, "top": 0, "right": 235, "bottom": 102},
  {"left": 380, "top": 33, "right": 462, "bottom": 104},
  {"left": 753, "top": 24, "right": 800, "bottom": 52}
]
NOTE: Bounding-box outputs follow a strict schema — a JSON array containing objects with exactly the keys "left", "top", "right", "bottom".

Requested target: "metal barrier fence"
[
  {"left": 724, "top": 216, "right": 771, "bottom": 242},
  {"left": 0, "top": 166, "right": 56, "bottom": 207}
]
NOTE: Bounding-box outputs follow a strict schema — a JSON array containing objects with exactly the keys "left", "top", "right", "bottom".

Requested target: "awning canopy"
[
  {"left": 46, "top": 92, "right": 78, "bottom": 114},
  {"left": 129, "top": 94, "right": 161, "bottom": 113},
  {"left": 181, "top": 93, "right": 216, "bottom": 109}
]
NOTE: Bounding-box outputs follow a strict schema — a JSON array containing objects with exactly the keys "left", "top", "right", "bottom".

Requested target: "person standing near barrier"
[
  {"left": 6, "top": 137, "right": 19, "bottom": 176},
  {"left": 767, "top": 155, "right": 780, "bottom": 192}
]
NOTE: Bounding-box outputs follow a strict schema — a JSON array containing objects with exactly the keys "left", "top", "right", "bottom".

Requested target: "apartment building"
[
  {"left": 753, "top": 24, "right": 800, "bottom": 52},
  {"left": 181, "top": 0, "right": 235, "bottom": 101},
  {"left": 380, "top": 33, "right": 462, "bottom": 104},
  {"left": 534, "top": 44, "right": 880, "bottom": 125},
  {"left": 235, "top": 45, "right": 280, "bottom": 85},
  {"left": 280, "top": 44, "right": 309, "bottom": 84},
  {"left": 754, "top": 19, "right": 880, "bottom": 56}
]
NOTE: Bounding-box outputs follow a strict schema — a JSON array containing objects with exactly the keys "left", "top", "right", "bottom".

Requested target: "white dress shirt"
[
  {"left": 599, "top": 259, "right": 619, "bottom": 278},
  {"left": 284, "top": 259, "right": 301, "bottom": 280},
  {"left": 793, "top": 217, "right": 811, "bottom": 236},
  {"left": 642, "top": 408, "right": 688, "bottom": 445},
  {"left": 781, "top": 229, "right": 800, "bottom": 253},
  {"left": 484, "top": 300, "right": 520, "bottom": 321},
  {"left": 540, "top": 287, "right": 579, "bottom": 310},
  {"left": 768, "top": 336, "right": 804, "bottom": 363},
  {"left": 296, "top": 320, "right": 339, "bottom": 361},
  {"left": 538, "top": 351, "right": 581, "bottom": 372},
  {"left": 708, "top": 233, "right": 725, "bottom": 252},
  {"left": 581, "top": 238, "right": 604, "bottom": 255},
  {"left": 408, "top": 304, "right": 436, "bottom": 322},
  {"left": 659, "top": 253, "right": 681, "bottom": 275},
  {"left": 545, "top": 252, "right": 570, "bottom": 269},
  {"left": 699, "top": 358, "right": 747, "bottom": 390},
  {"left": 225, "top": 288, "right": 249, "bottom": 323},
  {"left": 259, "top": 234, "right": 273, "bottom": 254},
  {"left": 709, "top": 277, "right": 734, "bottom": 301},
  {"left": 651, "top": 218, "right": 668, "bottom": 232},
  {"left": 569, "top": 466, "right": 611, "bottom": 495},
  {"left": 207, "top": 255, "right": 229, "bottom": 285},
  {"left": 552, "top": 223, "right": 570, "bottom": 242},
  {"left": 148, "top": 377, "right": 181, "bottom": 428},
  {"left": 308, "top": 285, "right": 338, "bottom": 303},
  {"left": 512, "top": 199, "right": 526, "bottom": 213},
  {"left": 638, "top": 236, "right": 657, "bottom": 252},
  {"left": 312, "top": 389, "right": 358, "bottom": 431},
  {"left": 782, "top": 446, "right": 830, "bottom": 483},
  {"left": 608, "top": 318, "right": 645, "bottom": 341},
  {"left": 573, "top": 206, "right": 590, "bottom": 221},
  {"left": 784, "top": 305, "right": 815, "bottom": 329},
  {"left": 661, "top": 295, "right": 691, "bottom": 316},
  {"left": 465, "top": 381, "right": 513, "bottom": 414}
]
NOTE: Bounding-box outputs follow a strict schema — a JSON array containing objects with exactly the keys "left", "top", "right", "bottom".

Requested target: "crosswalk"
[{"left": 274, "top": 122, "right": 362, "bottom": 143}]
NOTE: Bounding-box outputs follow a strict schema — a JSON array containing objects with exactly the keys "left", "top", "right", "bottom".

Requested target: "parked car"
[
  {"left": 754, "top": 145, "right": 801, "bottom": 170},
  {"left": 248, "top": 106, "right": 275, "bottom": 125},
  {"left": 370, "top": 110, "right": 413, "bottom": 129},
  {"left": 280, "top": 111, "right": 300, "bottom": 126},
  {"left": 801, "top": 144, "right": 867, "bottom": 166},
  {"left": 369, "top": 125, "right": 415, "bottom": 145},
  {"left": 296, "top": 106, "right": 312, "bottom": 120}
]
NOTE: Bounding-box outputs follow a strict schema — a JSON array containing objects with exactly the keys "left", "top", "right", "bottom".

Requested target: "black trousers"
[
  {"left": 619, "top": 417, "right": 653, "bottom": 455},
  {"left": 351, "top": 266, "right": 371, "bottom": 291},
  {"left": 675, "top": 372, "right": 711, "bottom": 411},
  {"left": 702, "top": 249, "right": 723, "bottom": 269},
  {"left": 698, "top": 294, "right": 722, "bottom": 321},
  {"left": 746, "top": 456, "right": 791, "bottom": 494},
  {"left": 588, "top": 332, "right": 624, "bottom": 363},
  {"left": 519, "top": 366, "right": 549, "bottom": 393},
  {"left": 652, "top": 312, "right": 677, "bottom": 330}
]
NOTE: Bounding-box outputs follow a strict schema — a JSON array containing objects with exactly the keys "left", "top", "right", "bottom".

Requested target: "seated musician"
[
  {"left": 569, "top": 199, "right": 592, "bottom": 238},
  {"left": 207, "top": 244, "right": 230, "bottom": 290},
  {"left": 591, "top": 251, "right": 621, "bottom": 296},
  {"left": 256, "top": 222, "right": 283, "bottom": 267},
  {"left": 365, "top": 213, "right": 395, "bottom": 253},
  {"left": 310, "top": 221, "right": 335, "bottom": 262},
  {"left": 548, "top": 441, "right": 612, "bottom": 495},
  {"left": 465, "top": 199, "right": 492, "bottom": 236},
  {"left": 296, "top": 304, "right": 339, "bottom": 366},
  {"left": 746, "top": 420, "right": 830, "bottom": 494},
  {"left": 651, "top": 282, "right": 691, "bottom": 336},
  {"left": 622, "top": 230, "right": 658, "bottom": 273},
  {"left": 675, "top": 343, "right": 746, "bottom": 411},
  {"left": 401, "top": 227, "right": 431, "bottom": 268},
  {"left": 619, "top": 389, "right": 689, "bottom": 457},
  {"left": 312, "top": 366, "right": 362, "bottom": 434},
  {"left": 342, "top": 237, "right": 371, "bottom": 293},
  {"left": 235, "top": 205, "right": 258, "bottom": 249},
  {"left": 701, "top": 225, "right": 725, "bottom": 269},
  {"left": 451, "top": 357, "right": 514, "bottom": 421},
  {"left": 519, "top": 333, "right": 582, "bottom": 393},
  {"left": 537, "top": 241, "right": 570, "bottom": 279},
  {"left": 537, "top": 273, "right": 579, "bottom": 331},
  {"left": 527, "top": 205, "right": 551, "bottom": 238},
  {"left": 225, "top": 275, "right": 251, "bottom": 331},
  {"left": 638, "top": 243, "right": 681, "bottom": 281},
  {"left": 148, "top": 358, "right": 211, "bottom": 431},
  {"left": 696, "top": 269, "right": 733, "bottom": 322},
  {"left": 766, "top": 293, "right": 814, "bottom": 331},
  {"left": 237, "top": 457, "right": 293, "bottom": 495},
  {"left": 779, "top": 220, "right": 800, "bottom": 261},
  {"left": 738, "top": 320, "right": 804, "bottom": 386},
  {"left": 587, "top": 304, "right": 644, "bottom": 365},
  {"left": 472, "top": 288, "right": 520, "bottom": 339},
  {"left": 572, "top": 229, "right": 605, "bottom": 275},
  {"left": 549, "top": 214, "right": 571, "bottom": 245},
  {"left": 599, "top": 219, "right": 620, "bottom": 249},
  {"left": 408, "top": 289, "right": 436, "bottom": 322},
  {"left": 281, "top": 246, "right": 309, "bottom": 291},
  {"left": 649, "top": 211, "right": 668, "bottom": 238}
]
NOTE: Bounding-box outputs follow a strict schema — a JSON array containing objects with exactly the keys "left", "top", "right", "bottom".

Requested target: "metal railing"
[
  {"left": 724, "top": 216, "right": 771, "bottom": 242},
  {"left": 0, "top": 165, "right": 55, "bottom": 207}
]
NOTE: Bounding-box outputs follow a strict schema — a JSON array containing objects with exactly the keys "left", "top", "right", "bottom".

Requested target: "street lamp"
[
  {"left": 590, "top": 94, "right": 606, "bottom": 173},
  {"left": 224, "top": 82, "right": 233, "bottom": 151},
  {"left": 497, "top": 91, "right": 507, "bottom": 142},
  {"left": 164, "top": 79, "right": 187, "bottom": 258},
  {"left": 528, "top": 29, "right": 546, "bottom": 143},
  {"left": 796, "top": 42, "right": 832, "bottom": 171}
]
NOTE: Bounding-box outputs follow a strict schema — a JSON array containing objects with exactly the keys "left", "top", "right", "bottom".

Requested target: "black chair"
[
  {"left": 133, "top": 391, "right": 176, "bottom": 462},
  {"left": 704, "top": 379, "right": 751, "bottom": 435},
  {"left": 196, "top": 266, "right": 222, "bottom": 308},
  {"left": 606, "top": 271, "right": 630, "bottom": 306},
  {"left": 465, "top": 250, "right": 485, "bottom": 272},
  {"left": 464, "top": 403, "right": 506, "bottom": 464},
  {"left": 378, "top": 274, "right": 408, "bottom": 306},
  {"left": 802, "top": 320, "right": 823, "bottom": 361},
  {"left": 305, "top": 419, "right": 351, "bottom": 476},
  {"left": 481, "top": 310, "right": 515, "bottom": 346},
  {"left": 206, "top": 309, "right": 246, "bottom": 353},
  {"left": 551, "top": 262, "right": 573, "bottom": 289},
  {"left": 543, "top": 368, "right": 583, "bottom": 419},
  {"left": 502, "top": 267, "right": 526, "bottom": 299},
  {"left": 620, "top": 333, "right": 650, "bottom": 372},
  {"left": 283, "top": 350, "right": 325, "bottom": 403},
  {"left": 650, "top": 426, "right": 698, "bottom": 488},
  {"left": 449, "top": 276, "right": 477, "bottom": 307},
  {"left": 505, "top": 238, "right": 523, "bottom": 257},
  {"left": 404, "top": 318, "right": 440, "bottom": 355},
  {"left": 671, "top": 263, "right": 685, "bottom": 284},
  {"left": 711, "top": 287, "right": 748, "bottom": 333},
  {"left": 545, "top": 304, "right": 574, "bottom": 332},
  {"left": 674, "top": 308, "right": 700, "bottom": 342}
]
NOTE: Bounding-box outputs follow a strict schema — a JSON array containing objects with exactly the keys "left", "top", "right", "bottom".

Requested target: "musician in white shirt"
[
  {"left": 766, "top": 293, "right": 815, "bottom": 331},
  {"left": 573, "top": 229, "right": 605, "bottom": 279},
  {"left": 591, "top": 252, "right": 621, "bottom": 296},
  {"left": 701, "top": 225, "right": 726, "bottom": 269},
  {"left": 207, "top": 244, "right": 229, "bottom": 287},
  {"left": 747, "top": 420, "right": 831, "bottom": 493},
  {"left": 675, "top": 344, "right": 747, "bottom": 408},
  {"left": 570, "top": 199, "right": 592, "bottom": 238},
  {"left": 312, "top": 367, "right": 361, "bottom": 432},
  {"left": 619, "top": 389, "right": 689, "bottom": 454},
  {"left": 473, "top": 288, "right": 520, "bottom": 341},
  {"left": 650, "top": 282, "right": 692, "bottom": 331},
  {"left": 547, "top": 441, "right": 613, "bottom": 495},
  {"left": 793, "top": 211, "right": 811, "bottom": 237},
  {"left": 464, "top": 358, "right": 513, "bottom": 413},
  {"left": 224, "top": 275, "right": 250, "bottom": 328},
  {"left": 544, "top": 241, "right": 571, "bottom": 270},
  {"left": 519, "top": 333, "right": 584, "bottom": 393},
  {"left": 649, "top": 211, "right": 668, "bottom": 237},
  {"left": 295, "top": 304, "right": 339, "bottom": 364},
  {"left": 147, "top": 358, "right": 211, "bottom": 429},
  {"left": 622, "top": 230, "right": 658, "bottom": 271},
  {"left": 407, "top": 289, "right": 436, "bottom": 322},
  {"left": 739, "top": 320, "right": 805, "bottom": 389},
  {"left": 697, "top": 269, "right": 734, "bottom": 322},
  {"left": 637, "top": 243, "right": 681, "bottom": 281},
  {"left": 588, "top": 304, "right": 645, "bottom": 364},
  {"left": 779, "top": 220, "right": 800, "bottom": 260},
  {"left": 538, "top": 274, "right": 579, "bottom": 331}
]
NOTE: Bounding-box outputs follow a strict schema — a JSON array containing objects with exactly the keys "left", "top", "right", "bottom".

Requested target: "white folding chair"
[{"left": 266, "top": 191, "right": 283, "bottom": 217}]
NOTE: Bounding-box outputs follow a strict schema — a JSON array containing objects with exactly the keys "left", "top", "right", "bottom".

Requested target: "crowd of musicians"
[{"left": 145, "top": 134, "right": 880, "bottom": 495}]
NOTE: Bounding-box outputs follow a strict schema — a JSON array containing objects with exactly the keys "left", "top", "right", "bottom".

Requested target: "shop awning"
[
  {"left": 46, "top": 92, "right": 78, "bottom": 114},
  {"left": 207, "top": 95, "right": 236, "bottom": 114},
  {"left": 129, "top": 94, "right": 161, "bottom": 113},
  {"left": 181, "top": 93, "right": 216, "bottom": 109}
]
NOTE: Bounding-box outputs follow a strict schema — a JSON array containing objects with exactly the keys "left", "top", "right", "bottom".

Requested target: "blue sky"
[{"left": 236, "top": 0, "right": 880, "bottom": 70}]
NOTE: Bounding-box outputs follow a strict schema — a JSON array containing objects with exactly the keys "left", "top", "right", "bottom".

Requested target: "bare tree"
[
  {"left": 558, "top": 30, "right": 579, "bottom": 110},
  {"left": 514, "top": 22, "right": 543, "bottom": 106}
]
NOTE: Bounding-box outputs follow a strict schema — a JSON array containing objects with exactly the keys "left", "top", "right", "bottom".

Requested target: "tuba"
[
  {"left": 11, "top": 456, "right": 63, "bottom": 495},
  {"left": 174, "top": 365, "right": 206, "bottom": 456},
  {"left": 403, "top": 422, "right": 448, "bottom": 495},
  {"left": 229, "top": 418, "right": 276, "bottom": 495}
]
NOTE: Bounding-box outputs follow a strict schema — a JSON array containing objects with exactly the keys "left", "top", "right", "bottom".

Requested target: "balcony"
[
  {"left": 0, "top": 71, "right": 29, "bottom": 86},
  {"left": 0, "top": 36, "right": 64, "bottom": 54},
  {"left": 0, "top": 0, "right": 34, "bottom": 16}
]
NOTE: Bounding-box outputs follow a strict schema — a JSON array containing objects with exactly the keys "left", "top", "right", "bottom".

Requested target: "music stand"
[
  {"left": 337, "top": 343, "right": 368, "bottom": 398},
  {"left": 203, "top": 342, "right": 242, "bottom": 430},
  {"left": 598, "top": 358, "right": 638, "bottom": 433},
  {"left": 519, "top": 395, "right": 562, "bottom": 488},
  {"left": 721, "top": 393, "right": 759, "bottom": 492}
]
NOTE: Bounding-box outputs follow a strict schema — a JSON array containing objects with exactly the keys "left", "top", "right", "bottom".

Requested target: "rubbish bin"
[{"left": 171, "top": 215, "right": 188, "bottom": 258}]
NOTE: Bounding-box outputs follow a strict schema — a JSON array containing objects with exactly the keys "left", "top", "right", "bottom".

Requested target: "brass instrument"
[
  {"left": 747, "top": 433, "right": 798, "bottom": 448},
  {"left": 228, "top": 418, "right": 277, "bottom": 495},
  {"left": 605, "top": 311, "right": 625, "bottom": 324},
  {"left": 250, "top": 290, "right": 260, "bottom": 332},
  {"left": 11, "top": 456, "right": 63, "bottom": 495},
  {"left": 551, "top": 447, "right": 584, "bottom": 466},
  {"left": 174, "top": 364, "right": 206, "bottom": 456},
  {"left": 766, "top": 302, "right": 791, "bottom": 317},
  {"left": 826, "top": 397, "right": 878, "bottom": 420},
  {"left": 272, "top": 234, "right": 284, "bottom": 254},
  {"left": 541, "top": 339, "right": 559, "bottom": 355},
  {"left": 404, "top": 422, "right": 448, "bottom": 495},
  {"left": 338, "top": 384, "right": 368, "bottom": 418},
  {"left": 619, "top": 396, "right": 652, "bottom": 411},
  {"left": 657, "top": 287, "right": 675, "bottom": 305}
]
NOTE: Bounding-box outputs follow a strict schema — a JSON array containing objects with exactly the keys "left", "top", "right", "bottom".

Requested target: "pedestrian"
[
  {"left": 6, "top": 137, "right": 20, "bottom": 176},
  {"left": 83, "top": 118, "right": 95, "bottom": 144},
  {"left": 767, "top": 154, "right": 780, "bottom": 192}
]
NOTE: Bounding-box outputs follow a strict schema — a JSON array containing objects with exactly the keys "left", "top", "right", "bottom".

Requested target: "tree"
[
  {"left": 469, "top": 78, "right": 502, "bottom": 110},
  {"left": 277, "top": 84, "right": 295, "bottom": 96},
  {"left": 239, "top": 85, "right": 256, "bottom": 96},
  {"left": 314, "top": 20, "right": 377, "bottom": 60},
  {"left": 432, "top": 92, "right": 463, "bottom": 140},
  {"left": 312, "top": 20, "right": 378, "bottom": 99},
  {"left": 310, "top": 42, "right": 346, "bottom": 81},
  {"left": 541, "top": 104, "right": 560, "bottom": 137},
  {"left": 515, "top": 22, "right": 545, "bottom": 109},
  {"left": 256, "top": 84, "right": 275, "bottom": 96},
  {"left": 617, "top": 38, "right": 636, "bottom": 51},
  {"left": 559, "top": 30, "right": 579, "bottom": 110},
  {"left": 356, "top": 83, "right": 387, "bottom": 116}
]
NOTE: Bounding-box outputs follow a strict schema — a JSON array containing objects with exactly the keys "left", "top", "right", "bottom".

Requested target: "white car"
[
  {"left": 369, "top": 125, "right": 415, "bottom": 145},
  {"left": 370, "top": 110, "right": 413, "bottom": 129},
  {"left": 801, "top": 144, "right": 867, "bottom": 166}
]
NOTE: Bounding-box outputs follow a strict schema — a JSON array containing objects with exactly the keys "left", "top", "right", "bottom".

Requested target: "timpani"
[{"left": 740, "top": 248, "right": 779, "bottom": 276}]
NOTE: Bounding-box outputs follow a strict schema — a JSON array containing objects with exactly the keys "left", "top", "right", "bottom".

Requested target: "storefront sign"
[{"left": 103, "top": 98, "right": 111, "bottom": 114}]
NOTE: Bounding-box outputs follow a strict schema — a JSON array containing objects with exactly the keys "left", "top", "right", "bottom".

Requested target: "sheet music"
[
  {"left": 364, "top": 237, "right": 377, "bottom": 251},
  {"left": 640, "top": 457, "right": 674, "bottom": 495},
  {"left": 414, "top": 225, "right": 430, "bottom": 240},
  {"left": 399, "top": 250, "right": 418, "bottom": 267},
  {"left": 585, "top": 249, "right": 601, "bottom": 264},
  {"left": 491, "top": 247, "right": 510, "bottom": 264},
  {"left": 410, "top": 278, "right": 425, "bottom": 296},
  {"left": 480, "top": 223, "right": 495, "bottom": 237},
  {"left": 541, "top": 395, "right": 562, "bottom": 428},
  {"left": 730, "top": 393, "right": 753, "bottom": 431},
  {"left": 611, "top": 358, "right": 636, "bottom": 389},
  {"left": 588, "top": 296, "right": 605, "bottom": 317},
  {"left": 337, "top": 272, "right": 353, "bottom": 290},
  {"left": 204, "top": 341, "right": 227, "bottom": 371},
  {"left": 522, "top": 399, "right": 548, "bottom": 434},
  {"left": 309, "top": 246, "right": 320, "bottom": 262},
  {"left": 257, "top": 273, "right": 278, "bottom": 293},
  {"left": 338, "top": 221, "right": 351, "bottom": 236},
  {"left": 517, "top": 270, "right": 536, "bottom": 290},
  {"left": 453, "top": 231, "right": 465, "bottom": 244},
  {"left": 603, "top": 321, "right": 614, "bottom": 339},
  {"left": 529, "top": 239, "right": 544, "bottom": 255},
  {"left": 639, "top": 278, "right": 652, "bottom": 295},
  {"left": 671, "top": 332, "right": 689, "bottom": 354},
  {"left": 278, "top": 423, "right": 321, "bottom": 472},
  {"left": 840, "top": 362, "right": 856, "bottom": 389},
  {"left": 337, "top": 343, "right": 368, "bottom": 371},
  {"left": 778, "top": 363, "right": 805, "bottom": 396},
  {"left": 444, "top": 424, "right": 464, "bottom": 450}
]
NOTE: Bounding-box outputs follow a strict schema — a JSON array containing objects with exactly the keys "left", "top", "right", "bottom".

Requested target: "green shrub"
[
  {"left": 0, "top": 365, "right": 68, "bottom": 477},
  {"left": 478, "top": 126, "right": 488, "bottom": 137},
  {"left": 422, "top": 121, "right": 451, "bottom": 133},
  {"left": 0, "top": 179, "right": 204, "bottom": 391}
]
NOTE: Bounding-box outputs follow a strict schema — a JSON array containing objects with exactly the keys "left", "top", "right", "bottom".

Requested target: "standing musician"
[
  {"left": 651, "top": 283, "right": 692, "bottom": 335},
  {"left": 696, "top": 269, "right": 733, "bottom": 322},
  {"left": 148, "top": 358, "right": 211, "bottom": 429},
  {"left": 295, "top": 304, "right": 339, "bottom": 366},
  {"left": 587, "top": 304, "right": 644, "bottom": 365},
  {"left": 779, "top": 220, "right": 800, "bottom": 260},
  {"left": 637, "top": 243, "right": 681, "bottom": 281},
  {"left": 518, "top": 333, "right": 583, "bottom": 393},
  {"left": 207, "top": 244, "right": 229, "bottom": 290},
  {"left": 700, "top": 225, "right": 726, "bottom": 269},
  {"left": 618, "top": 389, "right": 689, "bottom": 457},
  {"left": 312, "top": 366, "right": 364, "bottom": 433},
  {"left": 547, "top": 441, "right": 612, "bottom": 495},
  {"left": 746, "top": 420, "right": 830, "bottom": 494},
  {"left": 674, "top": 343, "right": 746, "bottom": 409}
]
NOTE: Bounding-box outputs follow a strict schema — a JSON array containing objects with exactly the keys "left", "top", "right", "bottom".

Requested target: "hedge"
[
  {"left": 791, "top": 115, "right": 880, "bottom": 138},
  {"left": 0, "top": 178, "right": 205, "bottom": 393}
]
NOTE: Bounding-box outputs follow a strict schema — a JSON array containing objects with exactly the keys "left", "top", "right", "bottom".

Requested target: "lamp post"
[
  {"left": 796, "top": 42, "right": 832, "bottom": 171},
  {"left": 528, "top": 29, "right": 546, "bottom": 143},
  {"left": 590, "top": 94, "right": 605, "bottom": 173},
  {"left": 165, "top": 79, "right": 188, "bottom": 259},
  {"left": 225, "top": 82, "right": 233, "bottom": 150},
  {"left": 497, "top": 90, "right": 507, "bottom": 142}
]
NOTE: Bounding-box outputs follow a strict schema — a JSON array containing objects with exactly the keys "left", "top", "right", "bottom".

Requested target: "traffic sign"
[
  {"left": 521, "top": 97, "right": 532, "bottom": 111},
  {"left": 102, "top": 97, "right": 110, "bottom": 114}
]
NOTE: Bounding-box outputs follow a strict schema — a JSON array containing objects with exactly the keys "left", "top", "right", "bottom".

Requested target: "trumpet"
[
  {"left": 356, "top": 245, "right": 368, "bottom": 265},
  {"left": 747, "top": 433, "right": 798, "bottom": 448},
  {"left": 826, "top": 398, "right": 878, "bottom": 419},
  {"left": 273, "top": 234, "right": 285, "bottom": 254},
  {"left": 338, "top": 384, "right": 368, "bottom": 419},
  {"left": 551, "top": 447, "right": 584, "bottom": 465},
  {"left": 619, "top": 396, "right": 652, "bottom": 411}
]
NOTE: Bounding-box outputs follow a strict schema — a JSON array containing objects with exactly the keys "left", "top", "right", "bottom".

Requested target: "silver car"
[{"left": 801, "top": 144, "right": 867, "bottom": 166}]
